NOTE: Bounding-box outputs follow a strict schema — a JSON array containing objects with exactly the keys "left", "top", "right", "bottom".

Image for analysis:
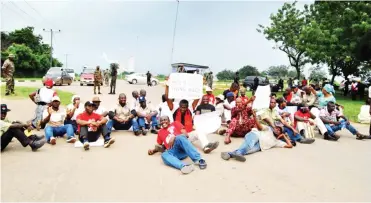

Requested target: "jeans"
[
  {"left": 161, "top": 136, "right": 202, "bottom": 170},
  {"left": 79, "top": 124, "right": 110, "bottom": 143},
  {"left": 1, "top": 128, "right": 30, "bottom": 151},
  {"left": 45, "top": 124, "right": 74, "bottom": 142},
  {"left": 283, "top": 127, "right": 303, "bottom": 141},
  {"left": 64, "top": 120, "right": 78, "bottom": 134},
  {"left": 325, "top": 120, "right": 358, "bottom": 136},
  {"left": 106, "top": 118, "right": 139, "bottom": 132},
  {"left": 233, "top": 131, "right": 261, "bottom": 155},
  {"left": 31, "top": 104, "right": 46, "bottom": 128},
  {"left": 137, "top": 115, "right": 158, "bottom": 129}
]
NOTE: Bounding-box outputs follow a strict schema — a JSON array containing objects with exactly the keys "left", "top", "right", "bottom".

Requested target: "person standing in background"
[
  {"left": 109, "top": 63, "right": 118, "bottom": 95},
  {"left": 351, "top": 81, "right": 358, "bottom": 101},
  {"left": 1, "top": 54, "right": 15, "bottom": 96},
  {"left": 278, "top": 78, "right": 284, "bottom": 91},
  {"left": 344, "top": 78, "right": 350, "bottom": 96},
  {"left": 94, "top": 66, "right": 102, "bottom": 95},
  {"left": 146, "top": 71, "right": 152, "bottom": 87},
  {"left": 207, "top": 71, "right": 214, "bottom": 89}
]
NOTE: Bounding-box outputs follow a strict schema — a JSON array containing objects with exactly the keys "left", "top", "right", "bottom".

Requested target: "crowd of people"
[{"left": 1, "top": 75, "right": 371, "bottom": 175}]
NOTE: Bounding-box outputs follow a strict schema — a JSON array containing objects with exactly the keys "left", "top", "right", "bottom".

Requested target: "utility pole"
[
  {"left": 43, "top": 29, "right": 61, "bottom": 68},
  {"left": 65, "top": 54, "right": 69, "bottom": 69},
  {"left": 170, "top": 0, "right": 180, "bottom": 64}
]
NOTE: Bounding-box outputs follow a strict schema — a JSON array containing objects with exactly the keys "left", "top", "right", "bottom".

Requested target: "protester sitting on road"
[
  {"left": 283, "top": 87, "right": 294, "bottom": 105},
  {"left": 316, "top": 84, "right": 337, "bottom": 108},
  {"left": 223, "top": 82, "right": 239, "bottom": 100},
  {"left": 294, "top": 103, "right": 328, "bottom": 139},
  {"left": 92, "top": 97, "right": 108, "bottom": 117},
  {"left": 221, "top": 110, "right": 292, "bottom": 162},
  {"left": 204, "top": 86, "right": 215, "bottom": 105},
  {"left": 1, "top": 104, "right": 45, "bottom": 152},
  {"left": 42, "top": 96, "right": 76, "bottom": 145},
  {"left": 107, "top": 93, "right": 140, "bottom": 135},
  {"left": 140, "top": 89, "right": 146, "bottom": 97},
  {"left": 147, "top": 116, "right": 207, "bottom": 174},
  {"left": 195, "top": 95, "right": 216, "bottom": 115},
  {"left": 130, "top": 91, "right": 140, "bottom": 110},
  {"left": 239, "top": 87, "right": 249, "bottom": 104},
  {"left": 224, "top": 98, "right": 256, "bottom": 144},
  {"left": 215, "top": 94, "right": 225, "bottom": 118},
  {"left": 136, "top": 96, "right": 158, "bottom": 135},
  {"left": 65, "top": 95, "right": 84, "bottom": 134},
  {"left": 223, "top": 92, "right": 236, "bottom": 123},
  {"left": 285, "top": 85, "right": 302, "bottom": 106},
  {"left": 76, "top": 101, "right": 115, "bottom": 150},
  {"left": 357, "top": 98, "right": 371, "bottom": 124},
  {"left": 320, "top": 101, "right": 368, "bottom": 141},
  {"left": 29, "top": 79, "right": 57, "bottom": 130},
  {"left": 302, "top": 86, "right": 317, "bottom": 108},
  {"left": 276, "top": 98, "right": 294, "bottom": 126},
  {"left": 259, "top": 98, "right": 315, "bottom": 145}
]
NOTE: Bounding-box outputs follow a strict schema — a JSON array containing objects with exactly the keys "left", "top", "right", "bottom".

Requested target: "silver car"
[{"left": 126, "top": 73, "right": 159, "bottom": 86}]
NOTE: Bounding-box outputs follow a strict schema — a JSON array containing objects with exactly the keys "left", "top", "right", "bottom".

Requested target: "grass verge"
[{"left": 1, "top": 86, "right": 73, "bottom": 105}]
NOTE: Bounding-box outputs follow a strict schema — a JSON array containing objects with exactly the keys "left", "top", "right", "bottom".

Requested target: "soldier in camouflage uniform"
[
  {"left": 104, "top": 69, "right": 110, "bottom": 86},
  {"left": 94, "top": 66, "right": 103, "bottom": 94},
  {"left": 1, "top": 54, "right": 15, "bottom": 95},
  {"left": 109, "top": 63, "right": 118, "bottom": 94}
]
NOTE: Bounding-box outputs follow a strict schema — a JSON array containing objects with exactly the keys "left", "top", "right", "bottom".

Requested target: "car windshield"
[
  {"left": 46, "top": 71, "right": 61, "bottom": 77},
  {"left": 65, "top": 69, "right": 74, "bottom": 73},
  {"left": 82, "top": 69, "right": 95, "bottom": 74}
]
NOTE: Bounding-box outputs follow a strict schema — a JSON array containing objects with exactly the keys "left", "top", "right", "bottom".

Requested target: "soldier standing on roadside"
[
  {"left": 94, "top": 66, "right": 102, "bottom": 94},
  {"left": 109, "top": 63, "right": 118, "bottom": 94},
  {"left": 1, "top": 54, "right": 15, "bottom": 95}
]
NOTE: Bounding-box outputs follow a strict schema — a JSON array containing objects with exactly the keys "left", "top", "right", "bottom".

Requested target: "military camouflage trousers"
[
  {"left": 5, "top": 77, "right": 14, "bottom": 94},
  {"left": 94, "top": 81, "right": 101, "bottom": 94}
]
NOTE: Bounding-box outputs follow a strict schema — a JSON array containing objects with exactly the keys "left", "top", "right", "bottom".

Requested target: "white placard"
[
  {"left": 168, "top": 73, "right": 203, "bottom": 99},
  {"left": 193, "top": 111, "right": 221, "bottom": 134},
  {"left": 252, "top": 85, "right": 271, "bottom": 111}
]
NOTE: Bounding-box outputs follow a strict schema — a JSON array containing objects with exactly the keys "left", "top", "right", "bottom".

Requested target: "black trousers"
[
  {"left": 79, "top": 124, "right": 109, "bottom": 143},
  {"left": 1, "top": 128, "right": 30, "bottom": 151}
]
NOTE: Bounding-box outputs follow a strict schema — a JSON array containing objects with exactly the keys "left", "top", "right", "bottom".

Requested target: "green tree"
[
  {"left": 267, "top": 65, "right": 289, "bottom": 78},
  {"left": 238, "top": 65, "right": 260, "bottom": 79},
  {"left": 257, "top": 2, "right": 310, "bottom": 79},
  {"left": 3, "top": 44, "right": 39, "bottom": 77},
  {"left": 216, "top": 69, "right": 234, "bottom": 80}
]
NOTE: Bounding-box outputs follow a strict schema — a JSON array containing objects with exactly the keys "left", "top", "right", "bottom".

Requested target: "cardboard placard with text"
[{"left": 168, "top": 73, "right": 203, "bottom": 100}]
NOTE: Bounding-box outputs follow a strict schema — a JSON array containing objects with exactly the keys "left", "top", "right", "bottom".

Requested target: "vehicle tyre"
[
  {"left": 152, "top": 80, "right": 157, "bottom": 86},
  {"left": 132, "top": 79, "right": 137, "bottom": 84},
  {"left": 80, "top": 83, "right": 83, "bottom": 86},
  {"left": 68, "top": 83, "right": 71, "bottom": 86}
]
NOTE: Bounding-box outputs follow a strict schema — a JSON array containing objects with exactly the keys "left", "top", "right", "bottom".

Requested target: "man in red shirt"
[
  {"left": 204, "top": 86, "right": 215, "bottom": 105},
  {"left": 148, "top": 116, "right": 207, "bottom": 174},
  {"left": 294, "top": 104, "right": 317, "bottom": 139},
  {"left": 76, "top": 101, "right": 115, "bottom": 150}
]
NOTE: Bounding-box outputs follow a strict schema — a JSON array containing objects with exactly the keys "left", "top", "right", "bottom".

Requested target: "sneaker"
[
  {"left": 150, "top": 129, "right": 158, "bottom": 134},
  {"left": 154, "top": 144, "right": 165, "bottom": 153},
  {"left": 197, "top": 159, "right": 207, "bottom": 170},
  {"left": 49, "top": 137, "right": 56, "bottom": 145},
  {"left": 221, "top": 152, "right": 231, "bottom": 161},
  {"left": 324, "top": 133, "right": 337, "bottom": 141},
  {"left": 180, "top": 165, "right": 194, "bottom": 174},
  {"left": 203, "top": 141, "right": 219, "bottom": 154},
  {"left": 229, "top": 152, "right": 246, "bottom": 162},
  {"left": 104, "top": 138, "right": 115, "bottom": 148},
  {"left": 66, "top": 137, "right": 76, "bottom": 143},
  {"left": 83, "top": 142, "right": 90, "bottom": 150},
  {"left": 134, "top": 131, "right": 141, "bottom": 136},
  {"left": 299, "top": 138, "right": 315, "bottom": 144},
  {"left": 29, "top": 139, "right": 46, "bottom": 151},
  {"left": 142, "top": 129, "right": 148, "bottom": 136}
]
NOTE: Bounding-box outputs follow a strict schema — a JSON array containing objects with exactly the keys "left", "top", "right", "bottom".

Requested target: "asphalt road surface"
[{"left": 1, "top": 80, "right": 371, "bottom": 202}]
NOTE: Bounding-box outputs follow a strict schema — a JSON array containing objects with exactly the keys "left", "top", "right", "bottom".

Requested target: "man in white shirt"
[
  {"left": 65, "top": 95, "right": 84, "bottom": 134},
  {"left": 92, "top": 97, "right": 108, "bottom": 117},
  {"left": 223, "top": 92, "right": 236, "bottom": 123},
  {"left": 130, "top": 91, "right": 139, "bottom": 111},
  {"left": 42, "top": 96, "right": 76, "bottom": 145},
  {"left": 136, "top": 96, "right": 158, "bottom": 135},
  {"left": 29, "top": 79, "right": 57, "bottom": 130},
  {"left": 221, "top": 110, "right": 292, "bottom": 162}
]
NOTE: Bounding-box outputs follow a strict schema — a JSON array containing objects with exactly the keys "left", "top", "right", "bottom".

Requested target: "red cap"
[{"left": 45, "top": 79, "right": 54, "bottom": 87}]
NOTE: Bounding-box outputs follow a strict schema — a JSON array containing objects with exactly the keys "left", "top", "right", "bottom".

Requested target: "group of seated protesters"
[{"left": 2, "top": 80, "right": 370, "bottom": 175}]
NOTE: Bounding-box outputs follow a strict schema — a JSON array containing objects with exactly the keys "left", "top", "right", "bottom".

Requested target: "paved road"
[{"left": 1, "top": 81, "right": 371, "bottom": 202}]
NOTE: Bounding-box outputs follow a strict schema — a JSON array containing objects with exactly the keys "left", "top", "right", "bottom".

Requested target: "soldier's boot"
[
  {"left": 112, "top": 86, "right": 116, "bottom": 94},
  {"left": 109, "top": 86, "right": 113, "bottom": 94},
  {"left": 5, "top": 92, "right": 10, "bottom": 96}
]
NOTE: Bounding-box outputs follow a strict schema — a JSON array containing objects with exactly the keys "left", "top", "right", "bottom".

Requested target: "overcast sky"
[{"left": 1, "top": 0, "right": 311, "bottom": 75}]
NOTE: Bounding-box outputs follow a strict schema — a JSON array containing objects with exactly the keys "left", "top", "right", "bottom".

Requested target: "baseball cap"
[
  {"left": 216, "top": 94, "right": 224, "bottom": 100},
  {"left": 226, "top": 92, "right": 234, "bottom": 98},
  {"left": 92, "top": 96, "right": 101, "bottom": 102},
  {"left": 45, "top": 79, "right": 54, "bottom": 87},
  {"left": 52, "top": 96, "right": 60, "bottom": 102},
  {"left": 8, "top": 54, "right": 15, "bottom": 58},
  {"left": 84, "top": 101, "right": 96, "bottom": 107},
  {"left": 1, "top": 104, "right": 10, "bottom": 113},
  {"left": 138, "top": 96, "right": 146, "bottom": 102}
]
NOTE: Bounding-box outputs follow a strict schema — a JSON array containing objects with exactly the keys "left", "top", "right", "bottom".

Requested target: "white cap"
[
  {"left": 205, "top": 86, "right": 212, "bottom": 92},
  {"left": 216, "top": 94, "right": 224, "bottom": 100},
  {"left": 52, "top": 96, "right": 60, "bottom": 102}
]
